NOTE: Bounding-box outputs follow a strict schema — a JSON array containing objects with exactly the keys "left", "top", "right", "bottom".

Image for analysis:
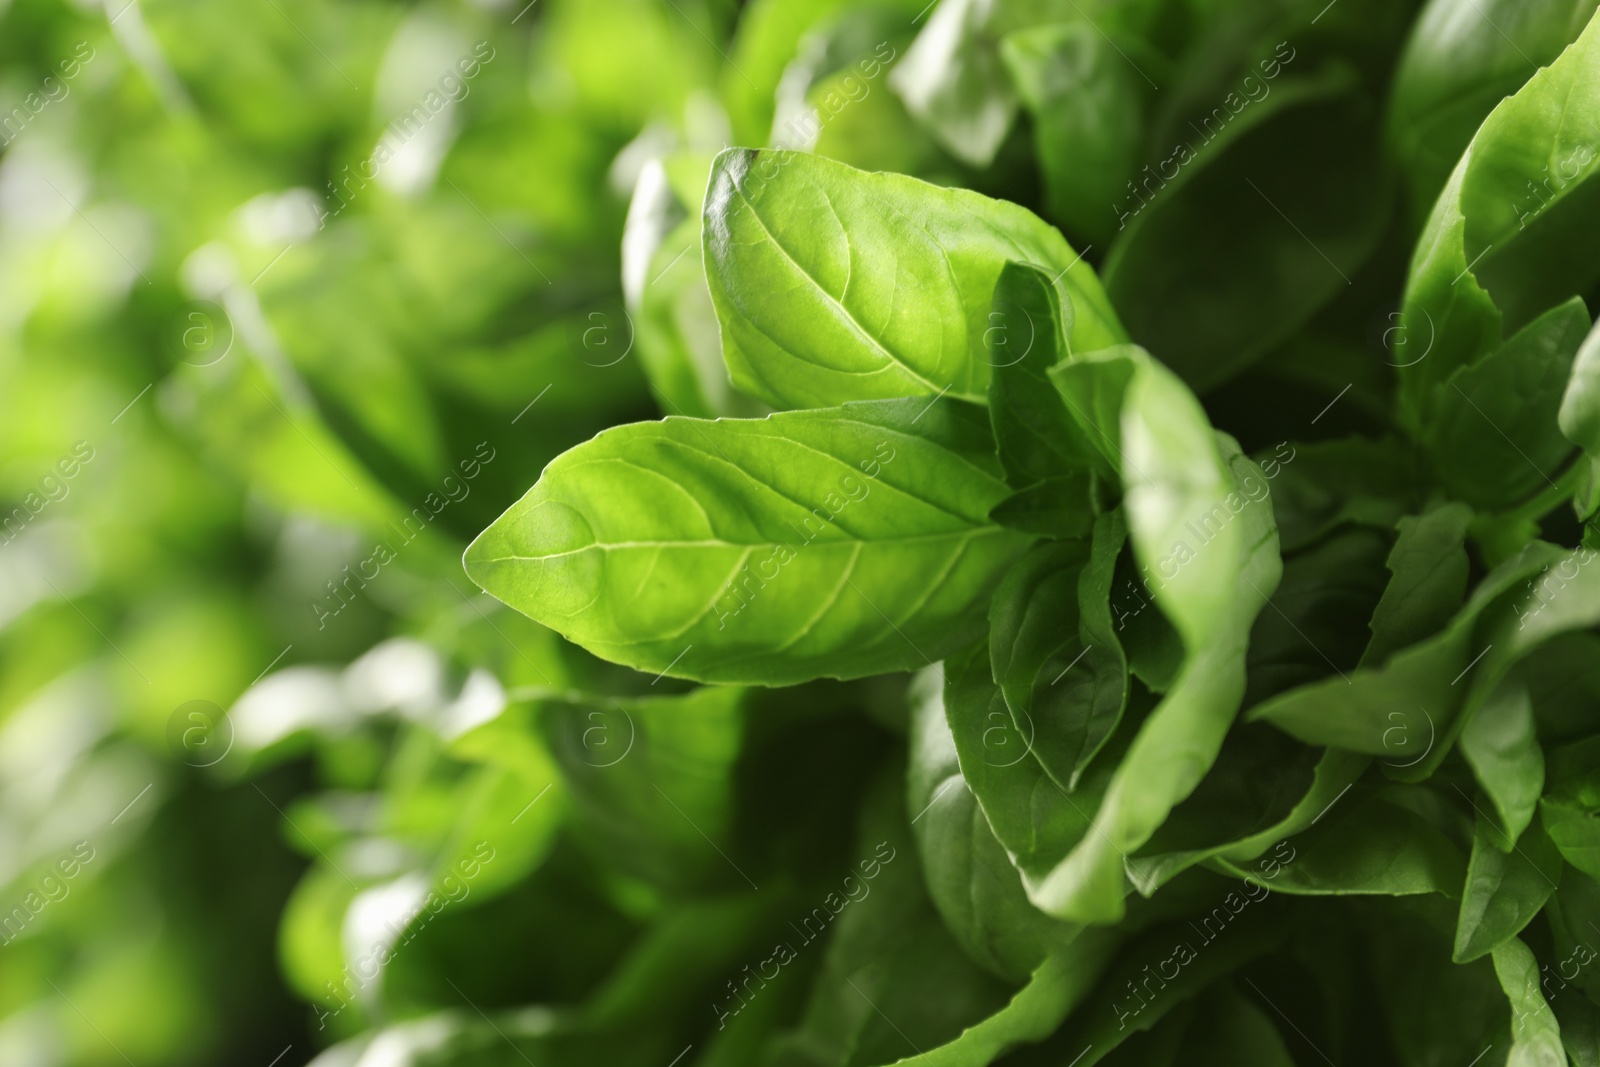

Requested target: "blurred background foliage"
[
  {"left": 0, "top": 0, "right": 928, "bottom": 1061},
  {"left": 0, "top": 0, "right": 1590, "bottom": 1063}
]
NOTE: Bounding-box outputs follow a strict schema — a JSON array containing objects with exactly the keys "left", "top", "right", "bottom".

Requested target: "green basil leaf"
[
  {"left": 702, "top": 148, "right": 1124, "bottom": 410},
  {"left": 1034, "top": 349, "right": 1282, "bottom": 922},
  {"left": 1096, "top": 1001, "right": 1197, "bottom": 1067},
  {"left": 764, "top": 769, "right": 1014, "bottom": 1067},
  {"left": 766, "top": 8, "right": 938, "bottom": 178},
  {"left": 1265, "top": 436, "right": 1422, "bottom": 555},
  {"left": 1454, "top": 814, "right": 1563, "bottom": 963},
  {"left": 1456, "top": 12, "right": 1600, "bottom": 333},
  {"left": 1051, "top": 350, "right": 1278, "bottom": 644},
  {"left": 987, "top": 260, "right": 1108, "bottom": 488},
  {"left": 721, "top": 0, "right": 858, "bottom": 144},
  {"left": 1560, "top": 317, "right": 1600, "bottom": 481},
  {"left": 907, "top": 665, "right": 1081, "bottom": 983},
  {"left": 767, "top": 8, "right": 916, "bottom": 157},
  {"left": 1544, "top": 799, "right": 1600, "bottom": 885},
  {"left": 1364, "top": 898, "right": 1512, "bottom": 1067},
  {"left": 865, "top": 937, "right": 1120, "bottom": 1067},
  {"left": 1047, "top": 904, "right": 1286, "bottom": 1065},
  {"left": 1363, "top": 503, "right": 1473, "bottom": 667},
  {"left": 1493, "top": 937, "right": 1569, "bottom": 1067},
  {"left": 1387, "top": 0, "right": 1600, "bottom": 222},
  {"left": 1457, "top": 543, "right": 1600, "bottom": 751},
  {"left": 988, "top": 475, "right": 1099, "bottom": 539},
  {"left": 1498, "top": 543, "right": 1600, "bottom": 659},
  {"left": 1542, "top": 737, "right": 1600, "bottom": 883},
  {"left": 1112, "top": 544, "right": 1186, "bottom": 694},
  {"left": 1249, "top": 543, "right": 1563, "bottom": 768},
  {"left": 1397, "top": 6, "right": 1600, "bottom": 416},
  {"left": 1543, "top": 865, "right": 1600, "bottom": 1003},
  {"left": 1526, "top": 633, "right": 1600, "bottom": 743},
  {"left": 1102, "top": 71, "right": 1388, "bottom": 391},
  {"left": 1244, "top": 526, "right": 1391, "bottom": 706},
  {"left": 943, "top": 643, "right": 1128, "bottom": 919},
  {"left": 1000, "top": 23, "right": 1157, "bottom": 246},
  {"left": 466, "top": 398, "right": 1030, "bottom": 685},
  {"left": 1460, "top": 674, "right": 1546, "bottom": 846},
  {"left": 1213, "top": 790, "right": 1465, "bottom": 897},
  {"left": 1424, "top": 298, "right": 1590, "bottom": 509},
  {"left": 1128, "top": 732, "right": 1366, "bottom": 896},
  {"left": 538, "top": 686, "right": 745, "bottom": 890},
  {"left": 891, "top": 0, "right": 1170, "bottom": 172},
  {"left": 988, "top": 513, "right": 1129, "bottom": 793},
  {"left": 1210, "top": 750, "right": 1372, "bottom": 869},
  {"left": 806, "top": 61, "right": 947, "bottom": 178}
]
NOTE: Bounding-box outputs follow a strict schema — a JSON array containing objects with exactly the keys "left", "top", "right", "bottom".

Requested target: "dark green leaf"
[
  {"left": 943, "top": 644, "right": 1127, "bottom": 920},
  {"left": 1397, "top": 7, "right": 1600, "bottom": 416},
  {"left": 1460, "top": 674, "right": 1546, "bottom": 845},
  {"left": 1244, "top": 526, "right": 1391, "bottom": 705},
  {"left": 1034, "top": 349, "right": 1282, "bottom": 921},
  {"left": 987, "top": 261, "right": 1107, "bottom": 488},
  {"left": 1264, "top": 437, "right": 1422, "bottom": 555},
  {"left": 1046, "top": 901, "right": 1286, "bottom": 1066},
  {"left": 1525, "top": 634, "right": 1600, "bottom": 743},
  {"left": 538, "top": 686, "right": 745, "bottom": 889},
  {"left": 1212, "top": 790, "right": 1466, "bottom": 897},
  {"left": 1424, "top": 298, "right": 1590, "bottom": 509},
  {"left": 1250, "top": 543, "right": 1562, "bottom": 768},
  {"left": 1362, "top": 897, "right": 1511, "bottom": 1066},
  {"left": 1103, "top": 72, "right": 1388, "bottom": 390},
  {"left": 764, "top": 770, "right": 1015, "bottom": 1067},
  {"left": 987, "top": 514, "right": 1129, "bottom": 792},
  {"left": 1542, "top": 737, "right": 1600, "bottom": 883},
  {"left": 907, "top": 666, "right": 1080, "bottom": 982},
  {"left": 1363, "top": 503, "right": 1473, "bottom": 667},
  {"left": 1454, "top": 814, "right": 1563, "bottom": 962},
  {"left": 1000, "top": 23, "right": 1157, "bottom": 245},
  {"left": 988, "top": 475, "right": 1098, "bottom": 539},
  {"left": 1128, "top": 731, "right": 1364, "bottom": 895},
  {"left": 1179, "top": 983, "right": 1298, "bottom": 1067},
  {"left": 1543, "top": 866, "right": 1600, "bottom": 1004},
  {"left": 1387, "top": 0, "right": 1600, "bottom": 221},
  {"left": 1554, "top": 994, "right": 1600, "bottom": 1067}
]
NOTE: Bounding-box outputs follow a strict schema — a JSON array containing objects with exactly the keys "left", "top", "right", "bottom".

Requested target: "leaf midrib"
[{"left": 475, "top": 526, "right": 1009, "bottom": 564}]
